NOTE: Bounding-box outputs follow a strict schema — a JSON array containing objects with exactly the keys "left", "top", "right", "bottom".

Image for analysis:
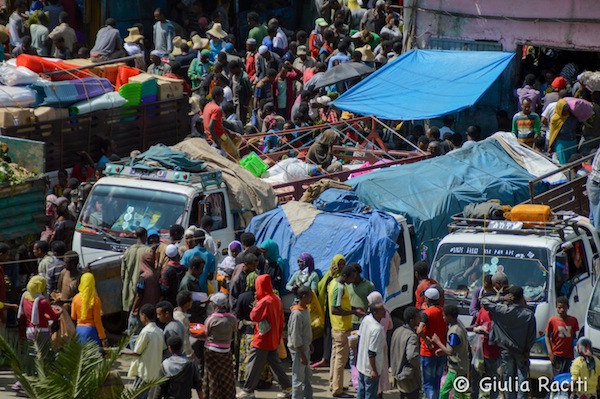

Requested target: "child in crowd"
[
  {"left": 545, "top": 296, "right": 579, "bottom": 375},
  {"left": 217, "top": 240, "right": 241, "bottom": 293},
  {"left": 431, "top": 304, "right": 469, "bottom": 399},
  {"left": 287, "top": 286, "right": 313, "bottom": 399}
]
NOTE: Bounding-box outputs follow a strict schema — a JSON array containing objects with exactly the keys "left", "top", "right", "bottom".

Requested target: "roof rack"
[
  {"left": 447, "top": 211, "right": 580, "bottom": 241},
  {"left": 104, "top": 164, "right": 223, "bottom": 190}
]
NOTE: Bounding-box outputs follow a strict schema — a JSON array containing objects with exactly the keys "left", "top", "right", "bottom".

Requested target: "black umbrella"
[{"left": 313, "top": 62, "right": 374, "bottom": 89}]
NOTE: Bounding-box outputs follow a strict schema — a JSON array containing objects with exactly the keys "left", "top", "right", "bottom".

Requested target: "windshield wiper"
[{"left": 79, "top": 222, "right": 121, "bottom": 243}]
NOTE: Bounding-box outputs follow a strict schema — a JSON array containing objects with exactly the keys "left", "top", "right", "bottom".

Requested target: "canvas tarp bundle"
[
  {"left": 349, "top": 133, "right": 562, "bottom": 256},
  {"left": 333, "top": 49, "right": 515, "bottom": 120},
  {"left": 246, "top": 199, "right": 400, "bottom": 296}
]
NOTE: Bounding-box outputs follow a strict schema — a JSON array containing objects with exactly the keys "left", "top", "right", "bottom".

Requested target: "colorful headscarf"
[
  {"left": 260, "top": 239, "right": 284, "bottom": 266},
  {"left": 246, "top": 271, "right": 258, "bottom": 290},
  {"left": 317, "top": 254, "right": 346, "bottom": 308},
  {"left": 576, "top": 337, "right": 596, "bottom": 375},
  {"left": 78, "top": 273, "right": 97, "bottom": 320},
  {"left": 298, "top": 252, "right": 315, "bottom": 274},
  {"left": 18, "top": 275, "right": 47, "bottom": 326},
  {"left": 549, "top": 99, "right": 570, "bottom": 149},
  {"left": 228, "top": 240, "right": 242, "bottom": 256}
]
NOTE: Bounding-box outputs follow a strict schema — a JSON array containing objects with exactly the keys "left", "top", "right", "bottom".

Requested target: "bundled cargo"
[
  {"left": 69, "top": 92, "right": 127, "bottom": 115},
  {"left": 0, "top": 64, "right": 40, "bottom": 86},
  {"left": 31, "top": 77, "right": 113, "bottom": 107},
  {"left": 16, "top": 54, "right": 91, "bottom": 81},
  {"left": 0, "top": 85, "right": 37, "bottom": 107}
]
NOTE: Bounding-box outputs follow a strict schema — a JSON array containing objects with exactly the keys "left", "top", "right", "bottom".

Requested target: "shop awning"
[{"left": 332, "top": 49, "right": 515, "bottom": 120}]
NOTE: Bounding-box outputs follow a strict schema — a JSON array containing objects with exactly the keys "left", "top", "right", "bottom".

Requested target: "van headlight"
[{"left": 530, "top": 342, "right": 547, "bottom": 358}]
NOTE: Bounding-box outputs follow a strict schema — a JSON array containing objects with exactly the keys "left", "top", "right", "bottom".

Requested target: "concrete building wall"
[{"left": 409, "top": 0, "right": 600, "bottom": 51}]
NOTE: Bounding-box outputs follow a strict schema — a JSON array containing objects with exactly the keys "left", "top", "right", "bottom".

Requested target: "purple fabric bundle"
[{"left": 33, "top": 78, "right": 114, "bottom": 107}]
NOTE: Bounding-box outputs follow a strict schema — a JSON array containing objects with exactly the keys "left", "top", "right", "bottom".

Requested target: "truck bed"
[{"left": 0, "top": 176, "right": 48, "bottom": 240}]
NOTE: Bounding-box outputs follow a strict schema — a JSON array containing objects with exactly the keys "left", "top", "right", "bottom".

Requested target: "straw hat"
[
  {"left": 171, "top": 36, "right": 185, "bottom": 56},
  {"left": 191, "top": 34, "right": 209, "bottom": 50},
  {"left": 124, "top": 27, "right": 144, "bottom": 43},
  {"left": 207, "top": 23, "right": 227, "bottom": 39},
  {"left": 357, "top": 44, "right": 375, "bottom": 62}
]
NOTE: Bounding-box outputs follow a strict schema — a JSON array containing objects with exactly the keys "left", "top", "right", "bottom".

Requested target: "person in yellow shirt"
[
  {"left": 71, "top": 272, "right": 108, "bottom": 347},
  {"left": 571, "top": 337, "right": 600, "bottom": 397},
  {"left": 328, "top": 264, "right": 364, "bottom": 398}
]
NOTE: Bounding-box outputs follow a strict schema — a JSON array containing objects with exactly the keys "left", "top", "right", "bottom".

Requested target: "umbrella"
[{"left": 313, "top": 62, "right": 374, "bottom": 89}]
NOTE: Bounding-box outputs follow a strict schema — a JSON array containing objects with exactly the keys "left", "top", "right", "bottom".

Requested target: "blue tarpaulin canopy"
[{"left": 333, "top": 50, "right": 515, "bottom": 120}]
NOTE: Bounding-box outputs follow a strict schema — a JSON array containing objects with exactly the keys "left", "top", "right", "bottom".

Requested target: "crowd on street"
[{"left": 3, "top": 1, "right": 600, "bottom": 399}]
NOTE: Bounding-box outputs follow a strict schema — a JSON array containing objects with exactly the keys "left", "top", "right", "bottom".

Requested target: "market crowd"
[{"left": 0, "top": 225, "right": 598, "bottom": 399}]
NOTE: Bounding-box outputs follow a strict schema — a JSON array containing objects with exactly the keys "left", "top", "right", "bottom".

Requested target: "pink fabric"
[{"left": 565, "top": 97, "right": 594, "bottom": 122}]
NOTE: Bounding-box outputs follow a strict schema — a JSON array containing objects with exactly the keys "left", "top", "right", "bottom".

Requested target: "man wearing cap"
[
  {"left": 122, "top": 228, "right": 152, "bottom": 320},
  {"left": 148, "top": 50, "right": 172, "bottom": 76},
  {"left": 309, "top": 18, "right": 329, "bottom": 59},
  {"left": 90, "top": 18, "right": 124, "bottom": 62},
  {"left": 124, "top": 25, "right": 146, "bottom": 69},
  {"left": 293, "top": 46, "right": 316, "bottom": 93},
  {"left": 188, "top": 49, "right": 213, "bottom": 90},
  {"left": 255, "top": 45, "right": 282, "bottom": 83},
  {"left": 247, "top": 11, "right": 268, "bottom": 47},
  {"left": 416, "top": 287, "right": 447, "bottom": 399},
  {"left": 153, "top": 8, "right": 175, "bottom": 57},
  {"left": 159, "top": 244, "right": 186, "bottom": 307}
]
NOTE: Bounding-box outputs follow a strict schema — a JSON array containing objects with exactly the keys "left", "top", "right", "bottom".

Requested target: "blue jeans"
[
  {"left": 421, "top": 355, "right": 447, "bottom": 399},
  {"left": 588, "top": 178, "right": 600, "bottom": 231},
  {"left": 358, "top": 372, "right": 379, "bottom": 399},
  {"left": 500, "top": 350, "right": 529, "bottom": 399}
]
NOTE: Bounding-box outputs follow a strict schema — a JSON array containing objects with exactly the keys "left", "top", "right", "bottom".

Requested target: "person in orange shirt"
[{"left": 71, "top": 272, "right": 109, "bottom": 347}]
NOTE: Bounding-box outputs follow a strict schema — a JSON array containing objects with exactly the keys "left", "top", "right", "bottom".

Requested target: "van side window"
[
  {"left": 203, "top": 192, "right": 227, "bottom": 230},
  {"left": 556, "top": 240, "right": 589, "bottom": 298}
]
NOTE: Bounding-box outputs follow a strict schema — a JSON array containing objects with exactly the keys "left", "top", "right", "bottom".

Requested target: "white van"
[{"left": 430, "top": 213, "right": 599, "bottom": 379}]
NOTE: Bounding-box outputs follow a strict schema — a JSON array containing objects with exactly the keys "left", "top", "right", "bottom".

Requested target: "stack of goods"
[{"left": 0, "top": 55, "right": 187, "bottom": 128}]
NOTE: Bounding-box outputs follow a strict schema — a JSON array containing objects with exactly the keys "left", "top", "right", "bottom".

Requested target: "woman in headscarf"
[
  {"left": 306, "top": 129, "right": 342, "bottom": 173},
  {"left": 313, "top": 254, "right": 346, "bottom": 368},
  {"left": 71, "top": 272, "right": 108, "bottom": 347},
  {"left": 217, "top": 240, "right": 242, "bottom": 293},
  {"left": 571, "top": 337, "right": 600, "bottom": 398},
  {"left": 367, "top": 291, "right": 393, "bottom": 398},
  {"left": 18, "top": 276, "right": 60, "bottom": 342},
  {"left": 259, "top": 239, "right": 285, "bottom": 293},
  {"left": 286, "top": 252, "right": 319, "bottom": 293},
  {"left": 203, "top": 292, "right": 237, "bottom": 399},
  {"left": 549, "top": 99, "right": 578, "bottom": 165}
]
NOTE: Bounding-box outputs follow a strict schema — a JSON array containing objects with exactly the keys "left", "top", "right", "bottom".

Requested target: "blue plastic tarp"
[
  {"left": 246, "top": 201, "right": 400, "bottom": 296},
  {"left": 349, "top": 138, "right": 544, "bottom": 258},
  {"left": 333, "top": 50, "right": 515, "bottom": 120}
]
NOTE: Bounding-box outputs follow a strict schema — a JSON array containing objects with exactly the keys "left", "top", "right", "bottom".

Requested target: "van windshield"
[
  {"left": 79, "top": 184, "right": 187, "bottom": 235},
  {"left": 430, "top": 243, "right": 549, "bottom": 303}
]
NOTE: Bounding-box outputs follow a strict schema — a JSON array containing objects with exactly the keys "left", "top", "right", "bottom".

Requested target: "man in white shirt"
[
  {"left": 127, "top": 304, "right": 166, "bottom": 399},
  {"left": 8, "top": 1, "right": 27, "bottom": 48},
  {"left": 269, "top": 18, "right": 288, "bottom": 54},
  {"left": 356, "top": 303, "right": 386, "bottom": 399}
]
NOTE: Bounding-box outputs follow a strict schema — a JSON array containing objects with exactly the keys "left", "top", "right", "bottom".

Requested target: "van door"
[
  {"left": 189, "top": 189, "right": 236, "bottom": 254},
  {"left": 559, "top": 237, "right": 594, "bottom": 326}
]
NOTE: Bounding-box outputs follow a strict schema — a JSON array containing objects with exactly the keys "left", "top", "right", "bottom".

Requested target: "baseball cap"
[
  {"left": 315, "top": 17, "right": 328, "bottom": 27},
  {"left": 297, "top": 45, "right": 307, "bottom": 55},
  {"left": 165, "top": 244, "right": 178, "bottom": 258},
  {"left": 424, "top": 287, "right": 440, "bottom": 300}
]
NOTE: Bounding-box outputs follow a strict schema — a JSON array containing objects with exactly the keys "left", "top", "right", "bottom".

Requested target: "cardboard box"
[
  {"left": 129, "top": 73, "right": 157, "bottom": 84},
  {"left": 34, "top": 106, "right": 69, "bottom": 123},
  {"left": 0, "top": 108, "right": 36, "bottom": 127},
  {"left": 157, "top": 76, "right": 184, "bottom": 100}
]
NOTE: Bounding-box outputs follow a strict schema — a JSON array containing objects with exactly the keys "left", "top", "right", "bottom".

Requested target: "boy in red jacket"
[{"left": 237, "top": 274, "right": 292, "bottom": 399}]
